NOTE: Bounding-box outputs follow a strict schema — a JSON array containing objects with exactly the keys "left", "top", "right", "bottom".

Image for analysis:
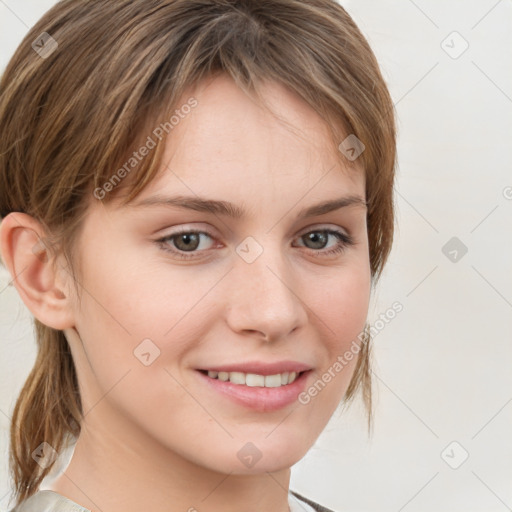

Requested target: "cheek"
[
  {"left": 297, "top": 261, "right": 370, "bottom": 411},
  {"left": 77, "top": 241, "right": 208, "bottom": 336},
  {"left": 72, "top": 250, "right": 223, "bottom": 389},
  {"left": 310, "top": 260, "right": 371, "bottom": 348},
  {"left": 71, "top": 260, "right": 213, "bottom": 434}
]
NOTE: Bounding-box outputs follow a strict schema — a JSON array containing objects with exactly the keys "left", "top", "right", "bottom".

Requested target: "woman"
[{"left": 0, "top": 1, "right": 396, "bottom": 511}]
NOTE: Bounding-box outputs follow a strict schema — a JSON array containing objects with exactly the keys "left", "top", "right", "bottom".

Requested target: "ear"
[{"left": 0, "top": 212, "right": 76, "bottom": 330}]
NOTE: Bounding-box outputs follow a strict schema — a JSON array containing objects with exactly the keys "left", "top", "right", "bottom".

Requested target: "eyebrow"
[{"left": 129, "top": 193, "right": 367, "bottom": 219}]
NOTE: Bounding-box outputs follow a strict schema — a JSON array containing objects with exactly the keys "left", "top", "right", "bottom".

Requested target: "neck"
[{"left": 47, "top": 409, "right": 292, "bottom": 512}]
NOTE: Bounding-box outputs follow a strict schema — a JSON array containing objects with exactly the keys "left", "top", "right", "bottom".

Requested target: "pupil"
[
  {"left": 306, "top": 232, "right": 327, "bottom": 249},
  {"left": 176, "top": 233, "right": 199, "bottom": 251}
]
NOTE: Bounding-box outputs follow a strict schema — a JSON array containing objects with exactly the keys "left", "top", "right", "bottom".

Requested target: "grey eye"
[
  {"left": 173, "top": 232, "right": 201, "bottom": 251},
  {"left": 301, "top": 231, "right": 329, "bottom": 250}
]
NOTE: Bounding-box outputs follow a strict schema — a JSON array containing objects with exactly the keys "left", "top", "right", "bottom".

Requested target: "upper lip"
[{"left": 197, "top": 361, "right": 313, "bottom": 376}]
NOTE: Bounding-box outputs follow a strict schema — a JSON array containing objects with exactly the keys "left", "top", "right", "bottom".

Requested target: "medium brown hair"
[{"left": 0, "top": 0, "right": 396, "bottom": 506}]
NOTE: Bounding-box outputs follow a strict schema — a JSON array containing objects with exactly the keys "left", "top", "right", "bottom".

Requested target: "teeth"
[
  {"left": 265, "top": 374, "right": 282, "bottom": 388},
  {"left": 205, "top": 370, "right": 301, "bottom": 387},
  {"left": 229, "top": 371, "right": 246, "bottom": 385},
  {"left": 246, "top": 373, "right": 265, "bottom": 387}
]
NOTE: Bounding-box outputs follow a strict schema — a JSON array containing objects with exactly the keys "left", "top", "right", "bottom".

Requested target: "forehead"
[
  {"left": 154, "top": 75, "right": 363, "bottom": 189},
  {"left": 96, "top": 74, "right": 365, "bottom": 221}
]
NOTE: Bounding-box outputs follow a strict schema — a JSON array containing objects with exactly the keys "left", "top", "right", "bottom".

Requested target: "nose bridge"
[{"left": 225, "top": 236, "right": 307, "bottom": 340}]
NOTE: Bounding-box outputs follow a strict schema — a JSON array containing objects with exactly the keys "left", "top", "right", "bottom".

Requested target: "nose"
[{"left": 224, "top": 244, "right": 308, "bottom": 342}]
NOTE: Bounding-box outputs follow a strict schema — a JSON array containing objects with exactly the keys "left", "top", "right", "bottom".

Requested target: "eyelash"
[{"left": 154, "top": 227, "right": 354, "bottom": 261}]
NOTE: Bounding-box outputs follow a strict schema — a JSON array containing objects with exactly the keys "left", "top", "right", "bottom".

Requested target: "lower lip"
[{"left": 196, "top": 370, "right": 311, "bottom": 412}]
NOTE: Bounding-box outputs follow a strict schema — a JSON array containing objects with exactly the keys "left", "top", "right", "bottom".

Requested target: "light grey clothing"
[{"left": 9, "top": 489, "right": 336, "bottom": 512}]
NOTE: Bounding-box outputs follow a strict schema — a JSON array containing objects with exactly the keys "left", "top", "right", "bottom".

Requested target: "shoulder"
[
  {"left": 9, "top": 490, "right": 90, "bottom": 512},
  {"left": 290, "top": 489, "right": 338, "bottom": 512},
  {"left": 12, "top": 488, "right": 335, "bottom": 512}
]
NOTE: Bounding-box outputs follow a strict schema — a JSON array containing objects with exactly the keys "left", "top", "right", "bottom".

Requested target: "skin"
[{"left": 0, "top": 74, "right": 371, "bottom": 512}]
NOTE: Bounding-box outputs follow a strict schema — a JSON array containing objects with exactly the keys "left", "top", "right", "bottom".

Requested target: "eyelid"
[
  {"left": 297, "top": 222, "right": 350, "bottom": 236},
  {"left": 159, "top": 226, "right": 219, "bottom": 247},
  {"left": 157, "top": 222, "right": 351, "bottom": 242}
]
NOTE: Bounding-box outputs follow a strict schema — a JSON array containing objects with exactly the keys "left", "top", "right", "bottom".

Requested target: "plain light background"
[{"left": 0, "top": 1, "right": 511, "bottom": 511}]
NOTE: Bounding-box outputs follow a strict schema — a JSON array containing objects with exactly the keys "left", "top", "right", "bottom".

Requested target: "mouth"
[
  {"left": 195, "top": 368, "right": 313, "bottom": 412},
  {"left": 197, "top": 369, "right": 306, "bottom": 388}
]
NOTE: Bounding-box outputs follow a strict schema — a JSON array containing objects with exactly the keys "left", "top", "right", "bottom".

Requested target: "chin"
[{"left": 213, "top": 437, "right": 311, "bottom": 474}]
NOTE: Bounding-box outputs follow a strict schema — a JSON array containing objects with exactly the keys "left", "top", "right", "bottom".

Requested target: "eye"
[
  {"left": 293, "top": 228, "right": 354, "bottom": 257},
  {"left": 155, "top": 229, "right": 217, "bottom": 260},
  {"left": 155, "top": 227, "right": 354, "bottom": 261}
]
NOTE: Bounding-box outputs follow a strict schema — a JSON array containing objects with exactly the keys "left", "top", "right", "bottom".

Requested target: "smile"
[
  {"left": 199, "top": 369, "right": 302, "bottom": 387},
  {"left": 195, "top": 368, "right": 312, "bottom": 412}
]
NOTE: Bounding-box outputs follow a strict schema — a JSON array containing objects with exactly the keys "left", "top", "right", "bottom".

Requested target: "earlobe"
[{"left": 0, "top": 212, "right": 75, "bottom": 330}]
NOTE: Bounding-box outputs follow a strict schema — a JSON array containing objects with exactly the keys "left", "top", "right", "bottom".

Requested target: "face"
[{"left": 64, "top": 74, "right": 371, "bottom": 474}]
